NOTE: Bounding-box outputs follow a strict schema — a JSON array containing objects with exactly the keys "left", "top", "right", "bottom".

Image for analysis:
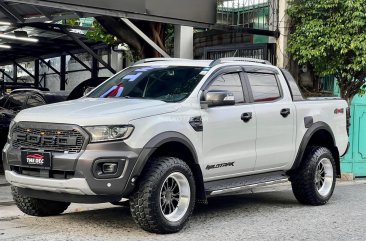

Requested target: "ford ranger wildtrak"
[{"left": 3, "top": 58, "right": 349, "bottom": 233}]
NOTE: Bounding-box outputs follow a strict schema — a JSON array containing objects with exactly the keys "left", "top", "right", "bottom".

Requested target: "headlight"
[
  {"left": 8, "top": 120, "right": 16, "bottom": 140},
  {"left": 84, "top": 125, "right": 134, "bottom": 143}
]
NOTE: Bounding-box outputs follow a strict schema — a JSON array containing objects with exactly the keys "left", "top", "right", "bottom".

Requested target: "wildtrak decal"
[{"left": 206, "top": 162, "right": 235, "bottom": 170}]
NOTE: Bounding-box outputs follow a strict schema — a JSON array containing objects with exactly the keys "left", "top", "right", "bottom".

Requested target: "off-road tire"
[
  {"left": 11, "top": 186, "right": 70, "bottom": 216},
  {"left": 129, "top": 157, "right": 196, "bottom": 234},
  {"left": 290, "top": 146, "right": 336, "bottom": 205}
]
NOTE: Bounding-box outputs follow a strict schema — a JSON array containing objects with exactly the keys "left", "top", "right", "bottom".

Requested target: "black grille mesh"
[{"left": 12, "top": 125, "right": 85, "bottom": 153}]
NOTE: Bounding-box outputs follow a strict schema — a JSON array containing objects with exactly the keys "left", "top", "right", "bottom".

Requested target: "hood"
[{"left": 15, "top": 98, "right": 179, "bottom": 126}]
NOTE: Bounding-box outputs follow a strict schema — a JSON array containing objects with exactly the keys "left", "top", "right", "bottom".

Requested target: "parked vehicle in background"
[
  {"left": 0, "top": 89, "right": 68, "bottom": 173},
  {"left": 3, "top": 58, "right": 349, "bottom": 233},
  {"left": 0, "top": 81, "right": 49, "bottom": 96},
  {"left": 67, "top": 77, "right": 108, "bottom": 100}
]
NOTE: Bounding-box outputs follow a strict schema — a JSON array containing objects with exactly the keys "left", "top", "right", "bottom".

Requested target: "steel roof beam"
[
  {"left": 212, "top": 24, "right": 279, "bottom": 38},
  {"left": 120, "top": 18, "right": 170, "bottom": 58},
  {"left": 31, "top": 5, "right": 52, "bottom": 20},
  {"left": 0, "top": 0, "right": 24, "bottom": 23},
  {"left": 61, "top": 27, "right": 116, "bottom": 74},
  {"left": 5, "top": 0, "right": 212, "bottom": 28},
  {"left": 0, "top": 69, "right": 15, "bottom": 82},
  {"left": 13, "top": 61, "right": 35, "bottom": 79},
  {"left": 38, "top": 57, "right": 60, "bottom": 76},
  {"left": 21, "top": 22, "right": 92, "bottom": 32},
  {"left": 67, "top": 51, "right": 92, "bottom": 72}
]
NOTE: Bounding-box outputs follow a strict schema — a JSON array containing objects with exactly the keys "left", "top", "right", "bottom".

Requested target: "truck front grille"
[{"left": 11, "top": 122, "right": 87, "bottom": 153}]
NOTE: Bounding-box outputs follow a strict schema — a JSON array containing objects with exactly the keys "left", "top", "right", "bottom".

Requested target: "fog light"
[
  {"left": 92, "top": 159, "right": 126, "bottom": 179},
  {"left": 102, "top": 163, "right": 118, "bottom": 174}
]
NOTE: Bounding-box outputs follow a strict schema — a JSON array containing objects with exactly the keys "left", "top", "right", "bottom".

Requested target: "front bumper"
[
  {"left": 5, "top": 170, "right": 95, "bottom": 195},
  {"left": 3, "top": 140, "right": 143, "bottom": 198}
]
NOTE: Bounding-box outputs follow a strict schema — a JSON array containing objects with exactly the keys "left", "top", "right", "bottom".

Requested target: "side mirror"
[
  {"left": 201, "top": 90, "right": 235, "bottom": 108},
  {"left": 83, "top": 87, "right": 95, "bottom": 96}
]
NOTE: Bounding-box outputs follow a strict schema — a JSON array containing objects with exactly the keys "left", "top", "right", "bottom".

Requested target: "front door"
[{"left": 201, "top": 68, "right": 257, "bottom": 180}]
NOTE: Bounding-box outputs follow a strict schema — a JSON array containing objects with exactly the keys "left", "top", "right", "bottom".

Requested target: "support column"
[
  {"left": 174, "top": 25, "right": 194, "bottom": 59},
  {"left": 12, "top": 63, "right": 17, "bottom": 83},
  {"left": 116, "top": 52, "right": 123, "bottom": 71},
  {"left": 91, "top": 57, "right": 98, "bottom": 79},
  {"left": 34, "top": 59, "right": 39, "bottom": 87},
  {"left": 276, "top": 0, "right": 289, "bottom": 68},
  {"left": 60, "top": 55, "right": 66, "bottom": 91}
]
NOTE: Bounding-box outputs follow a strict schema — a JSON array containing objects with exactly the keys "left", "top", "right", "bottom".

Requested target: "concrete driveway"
[{"left": 1, "top": 176, "right": 366, "bottom": 241}]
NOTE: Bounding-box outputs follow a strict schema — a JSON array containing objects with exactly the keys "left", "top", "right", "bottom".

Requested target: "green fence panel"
[{"left": 341, "top": 94, "right": 366, "bottom": 177}]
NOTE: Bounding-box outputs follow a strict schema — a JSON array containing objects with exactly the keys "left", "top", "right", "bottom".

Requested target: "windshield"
[{"left": 88, "top": 66, "right": 208, "bottom": 102}]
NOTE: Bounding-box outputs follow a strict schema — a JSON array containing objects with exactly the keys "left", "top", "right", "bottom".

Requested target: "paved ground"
[{"left": 1, "top": 176, "right": 366, "bottom": 241}]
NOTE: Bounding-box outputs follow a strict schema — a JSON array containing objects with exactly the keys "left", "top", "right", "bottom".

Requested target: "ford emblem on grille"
[{"left": 13, "top": 133, "right": 77, "bottom": 146}]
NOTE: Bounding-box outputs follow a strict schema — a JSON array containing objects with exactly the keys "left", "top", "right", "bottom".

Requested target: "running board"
[{"left": 205, "top": 171, "right": 289, "bottom": 196}]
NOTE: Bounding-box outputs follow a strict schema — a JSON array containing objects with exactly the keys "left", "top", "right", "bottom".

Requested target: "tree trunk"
[
  {"left": 96, "top": 16, "right": 167, "bottom": 59},
  {"left": 338, "top": 77, "right": 355, "bottom": 106}
]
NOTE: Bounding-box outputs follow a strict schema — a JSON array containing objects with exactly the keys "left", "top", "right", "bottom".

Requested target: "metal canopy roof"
[
  {"left": 0, "top": 1, "right": 94, "bottom": 23},
  {"left": 0, "top": 0, "right": 278, "bottom": 65},
  {"left": 1, "top": 0, "right": 216, "bottom": 27},
  {"left": 0, "top": 0, "right": 216, "bottom": 65},
  {"left": 0, "top": 1, "right": 108, "bottom": 65},
  {"left": 0, "top": 22, "right": 107, "bottom": 65}
]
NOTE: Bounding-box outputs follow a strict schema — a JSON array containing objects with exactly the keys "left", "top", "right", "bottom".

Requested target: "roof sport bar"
[
  {"left": 134, "top": 58, "right": 191, "bottom": 65},
  {"left": 210, "top": 57, "right": 272, "bottom": 67}
]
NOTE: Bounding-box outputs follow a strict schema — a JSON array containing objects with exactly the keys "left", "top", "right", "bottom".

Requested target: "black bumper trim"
[{"left": 17, "top": 187, "right": 122, "bottom": 204}]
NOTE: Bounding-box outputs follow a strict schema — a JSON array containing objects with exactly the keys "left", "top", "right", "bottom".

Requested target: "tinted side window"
[
  {"left": 26, "top": 94, "right": 45, "bottom": 108},
  {"left": 4, "top": 93, "right": 28, "bottom": 111},
  {"left": 247, "top": 73, "right": 281, "bottom": 102},
  {"left": 207, "top": 73, "right": 244, "bottom": 104}
]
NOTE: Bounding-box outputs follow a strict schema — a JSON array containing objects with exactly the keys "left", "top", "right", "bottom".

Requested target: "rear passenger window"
[
  {"left": 207, "top": 73, "right": 244, "bottom": 104},
  {"left": 247, "top": 73, "right": 281, "bottom": 102}
]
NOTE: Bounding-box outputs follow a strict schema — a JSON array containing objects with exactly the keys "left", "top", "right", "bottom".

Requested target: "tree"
[
  {"left": 69, "top": 17, "right": 173, "bottom": 60},
  {"left": 95, "top": 17, "right": 170, "bottom": 60},
  {"left": 85, "top": 21, "right": 119, "bottom": 46},
  {"left": 287, "top": 0, "right": 366, "bottom": 103}
]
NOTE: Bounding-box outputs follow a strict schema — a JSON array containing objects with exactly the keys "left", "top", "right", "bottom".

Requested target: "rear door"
[
  {"left": 244, "top": 68, "right": 296, "bottom": 171},
  {"left": 201, "top": 66, "right": 257, "bottom": 179}
]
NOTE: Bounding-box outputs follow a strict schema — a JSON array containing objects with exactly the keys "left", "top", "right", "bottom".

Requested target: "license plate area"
[{"left": 21, "top": 151, "right": 52, "bottom": 169}]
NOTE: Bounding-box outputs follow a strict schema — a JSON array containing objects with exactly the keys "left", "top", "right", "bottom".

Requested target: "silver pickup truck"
[{"left": 3, "top": 58, "right": 349, "bottom": 233}]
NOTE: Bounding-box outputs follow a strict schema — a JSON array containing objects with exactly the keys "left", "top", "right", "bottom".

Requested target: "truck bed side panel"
[{"left": 293, "top": 100, "right": 348, "bottom": 157}]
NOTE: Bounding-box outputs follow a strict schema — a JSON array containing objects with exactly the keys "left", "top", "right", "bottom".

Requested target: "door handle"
[
  {"left": 280, "top": 108, "right": 291, "bottom": 118},
  {"left": 241, "top": 112, "right": 252, "bottom": 122}
]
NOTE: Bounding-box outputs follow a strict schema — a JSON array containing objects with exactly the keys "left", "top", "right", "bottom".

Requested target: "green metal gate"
[
  {"left": 334, "top": 84, "right": 366, "bottom": 176},
  {"left": 340, "top": 94, "right": 366, "bottom": 176}
]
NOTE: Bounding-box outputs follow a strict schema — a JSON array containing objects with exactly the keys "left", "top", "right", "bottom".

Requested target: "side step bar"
[{"left": 205, "top": 171, "right": 289, "bottom": 196}]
